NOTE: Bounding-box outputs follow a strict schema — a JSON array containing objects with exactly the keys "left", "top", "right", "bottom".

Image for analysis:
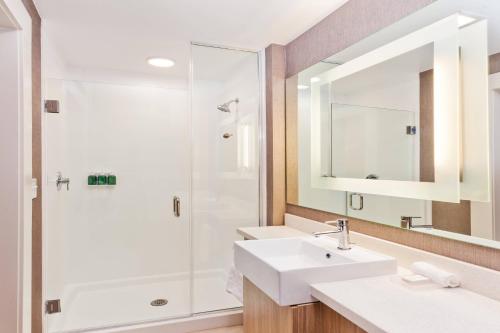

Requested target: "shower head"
[
  {"left": 217, "top": 104, "right": 231, "bottom": 113},
  {"left": 217, "top": 98, "right": 239, "bottom": 112}
]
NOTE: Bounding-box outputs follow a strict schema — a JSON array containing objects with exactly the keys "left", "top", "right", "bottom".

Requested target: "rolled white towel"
[
  {"left": 410, "top": 261, "right": 460, "bottom": 288},
  {"left": 226, "top": 266, "right": 243, "bottom": 303}
]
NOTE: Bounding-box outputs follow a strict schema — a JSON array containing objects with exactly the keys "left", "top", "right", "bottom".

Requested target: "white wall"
[
  {"left": 44, "top": 80, "right": 190, "bottom": 295},
  {"left": 0, "top": 26, "right": 23, "bottom": 333}
]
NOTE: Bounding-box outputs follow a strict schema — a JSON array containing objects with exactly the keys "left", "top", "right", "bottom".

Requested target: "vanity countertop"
[
  {"left": 237, "top": 226, "right": 309, "bottom": 240},
  {"left": 237, "top": 224, "right": 500, "bottom": 332},
  {"left": 311, "top": 274, "right": 500, "bottom": 333}
]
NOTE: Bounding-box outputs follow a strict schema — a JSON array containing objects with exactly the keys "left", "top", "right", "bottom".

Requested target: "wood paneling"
[
  {"left": 287, "top": 204, "right": 500, "bottom": 271},
  {"left": 20, "top": 1, "right": 42, "bottom": 332},
  {"left": 243, "top": 278, "right": 364, "bottom": 333},
  {"left": 419, "top": 69, "right": 435, "bottom": 182},
  {"left": 432, "top": 200, "right": 471, "bottom": 235},
  {"left": 320, "top": 304, "right": 366, "bottom": 333},
  {"left": 266, "top": 44, "right": 287, "bottom": 226},
  {"left": 194, "top": 327, "right": 243, "bottom": 333},
  {"left": 243, "top": 277, "right": 292, "bottom": 333},
  {"left": 292, "top": 303, "right": 320, "bottom": 333},
  {"left": 285, "top": 0, "right": 436, "bottom": 77},
  {"left": 285, "top": 75, "right": 299, "bottom": 205},
  {"left": 490, "top": 53, "right": 500, "bottom": 74}
]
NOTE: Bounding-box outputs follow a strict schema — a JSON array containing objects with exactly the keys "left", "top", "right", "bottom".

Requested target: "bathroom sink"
[{"left": 234, "top": 237, "right": 396, "bottom": 305}]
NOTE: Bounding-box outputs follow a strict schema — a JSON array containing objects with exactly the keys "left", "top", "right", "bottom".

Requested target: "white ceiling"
[{"left": 35, "top": 0, "right": 349, "bottom": 82}]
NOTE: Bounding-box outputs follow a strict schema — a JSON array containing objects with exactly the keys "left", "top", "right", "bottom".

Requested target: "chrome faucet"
[
  {"left": 313, "top": 219, "right": 351, "bottom": 250},
  {"left": 400, "top": 216, "right": 432, "bottom": 229}
]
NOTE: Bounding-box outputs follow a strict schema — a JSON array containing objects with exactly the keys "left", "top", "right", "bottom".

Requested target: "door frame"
[{"left": 0, "top": 0, "right": 32, "bottom": 332}]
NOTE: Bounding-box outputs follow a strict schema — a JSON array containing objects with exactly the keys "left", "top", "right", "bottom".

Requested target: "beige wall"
[
  {"left": 285, "top": 0, "right": 435, "bottom": 76},
  {"left": 491, "top": 53, "right": 500, "bottom": 74},
  {"left": 266, "top": 45, "right": 287, "bottom": 226}
]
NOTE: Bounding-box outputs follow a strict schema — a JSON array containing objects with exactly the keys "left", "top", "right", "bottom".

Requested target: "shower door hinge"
[
  {"left": 44, "top": 100, "right": 60, "bottom": 113},
  {"left": 45, "top": 299, "right": 61, "bottom": 314}
]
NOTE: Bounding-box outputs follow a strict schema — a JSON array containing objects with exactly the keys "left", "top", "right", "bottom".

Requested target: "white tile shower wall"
[{"left": 45, "top": 79, "right": 190, "bottom": 293}]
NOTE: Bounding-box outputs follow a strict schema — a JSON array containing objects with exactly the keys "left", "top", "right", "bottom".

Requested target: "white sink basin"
[{"left": 234, "top": 237, "right": 397, "bottom": 306}]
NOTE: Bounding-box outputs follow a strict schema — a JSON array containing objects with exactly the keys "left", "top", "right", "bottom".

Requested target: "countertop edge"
[{"left": 311, "top": 286, "right": 384, "bottom": 333}]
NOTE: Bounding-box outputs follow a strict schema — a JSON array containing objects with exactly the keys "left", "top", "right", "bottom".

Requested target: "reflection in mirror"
[
  {"left": 315, "top": 43, "right": 434, "bottom": 182},
  {"left": 286, "top": 0, "right": 500, "bottom": 249},
  {"left": 330, "top": 104, "right": 417, "bottom": 181},
  {"left": 307, "top": 15, "right": 465, "bottom": 202}
]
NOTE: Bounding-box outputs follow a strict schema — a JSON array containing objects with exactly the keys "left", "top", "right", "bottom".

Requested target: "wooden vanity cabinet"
[{"left": 243, "top": 277, "right": 365, "bottom": 333}]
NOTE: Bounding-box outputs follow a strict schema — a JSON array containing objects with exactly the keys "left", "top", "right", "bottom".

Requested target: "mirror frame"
[{"left": 309, "top": 15, "right": 462, "bottom": 202}]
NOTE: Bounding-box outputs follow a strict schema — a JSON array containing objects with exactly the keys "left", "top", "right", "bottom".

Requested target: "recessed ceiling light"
[
  {"left": 310, "top": 77, "right": 320, "bottom": 83},
  {"left": 147, "top": 57, "right": 175, "bottom": 68},
  {"left": 297, "top": 85, "right": 309, "bottom": 90}
]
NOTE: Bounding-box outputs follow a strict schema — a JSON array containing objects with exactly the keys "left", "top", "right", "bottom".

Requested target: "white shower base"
[{"left": 48, "top": 271, "right": 241, "bottom": 333}]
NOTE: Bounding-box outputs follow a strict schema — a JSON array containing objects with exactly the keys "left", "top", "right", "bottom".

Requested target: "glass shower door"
[
  {"left": 44, "top": 79, "right": 192, "bottom": 332},
  {"left": 44, "top": 43, "right": 262, "bottom": 333},
  {"left": 190, "top": 44, "right": 261, "bottom": 313}
]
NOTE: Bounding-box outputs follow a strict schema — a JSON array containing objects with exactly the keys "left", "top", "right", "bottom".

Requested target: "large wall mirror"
[{"left": 285, "top": 0, "right": 500, "bottom": 249}]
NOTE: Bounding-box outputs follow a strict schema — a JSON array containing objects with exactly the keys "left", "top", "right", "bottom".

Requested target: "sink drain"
[{"left": 150, "top": 299, "right": 168, "bottom": 307}]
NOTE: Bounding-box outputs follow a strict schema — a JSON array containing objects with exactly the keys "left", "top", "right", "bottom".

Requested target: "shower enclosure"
[{"left": 43, "top": 44, "right": 261, "bottom": 333}]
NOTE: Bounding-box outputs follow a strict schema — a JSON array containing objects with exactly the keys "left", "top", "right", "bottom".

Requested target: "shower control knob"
[{"left": 56, "top": 172, "right": 70, "bottom": 191}]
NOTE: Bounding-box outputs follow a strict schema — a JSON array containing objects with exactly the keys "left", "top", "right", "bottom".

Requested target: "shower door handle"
[{"left": 173, "top": 196, "right": 180, "bottom": 217}]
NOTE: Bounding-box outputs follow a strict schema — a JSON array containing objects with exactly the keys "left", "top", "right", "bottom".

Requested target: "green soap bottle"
[
  {"left": 97, "top": 174, "right": 107, "bottom": 185},
  {"left": 107, "top": 174, "right": 117, "bottom": 185},
  {"left": 88, "top": 174, "right": 97, "bottom": 185}
]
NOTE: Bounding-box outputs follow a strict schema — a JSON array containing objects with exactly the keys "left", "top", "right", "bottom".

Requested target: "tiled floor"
[{"left": 193, "top": 326, "right": 243, "bottom": 333}]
